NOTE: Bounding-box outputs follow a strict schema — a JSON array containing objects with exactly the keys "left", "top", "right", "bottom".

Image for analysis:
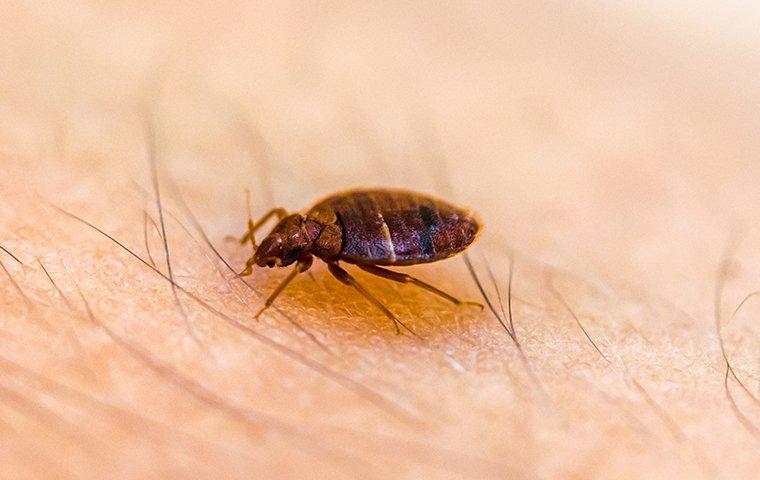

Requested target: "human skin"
[{"left": 0, "top": 1, "right": 759, "bottom": 479}]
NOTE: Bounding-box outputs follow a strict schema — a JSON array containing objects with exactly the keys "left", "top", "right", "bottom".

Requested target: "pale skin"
[{"left": 1, "top": 2, "right": 759, "bottom": 479}]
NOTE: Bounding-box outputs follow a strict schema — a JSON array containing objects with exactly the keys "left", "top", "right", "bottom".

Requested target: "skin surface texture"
[{"left": 0, "top": 1, "right": 759, "bottom": 479}]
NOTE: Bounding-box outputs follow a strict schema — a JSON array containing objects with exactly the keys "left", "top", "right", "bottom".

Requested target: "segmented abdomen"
[{"left": 308, "top": 189, "right": 480, "bottom": 266}]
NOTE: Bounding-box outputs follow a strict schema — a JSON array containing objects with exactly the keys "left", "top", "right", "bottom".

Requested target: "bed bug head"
[{"left": 254, "top": 214, "right": 319, "bottom": 268}]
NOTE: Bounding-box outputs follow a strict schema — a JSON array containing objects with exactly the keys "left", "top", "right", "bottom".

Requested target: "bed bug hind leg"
[
  {"left": 357, "top": 264, "right": 484, "bottom": 310},
  {"left": 327, "top": 263, "right": 421, "bottom": 338},
  {"left": 253, "top": 255, "right": 313, "bottom": 319}
]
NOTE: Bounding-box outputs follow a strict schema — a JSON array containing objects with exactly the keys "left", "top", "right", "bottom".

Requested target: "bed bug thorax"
[
  {"left": 239, "top": 188, "right": 482, "bottom": 335},
  {"left": 252, "top": 212, "right": 342, "bottom": 269}
]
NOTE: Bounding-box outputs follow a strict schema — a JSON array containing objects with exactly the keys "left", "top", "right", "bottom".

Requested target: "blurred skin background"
[{"left": 0, "top": 1, "right": 759, "bottom": 478}]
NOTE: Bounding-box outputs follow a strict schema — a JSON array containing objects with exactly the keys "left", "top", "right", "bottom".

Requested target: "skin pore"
[{"left": 1, "top": 2, "right": 759, "bottom": 479}]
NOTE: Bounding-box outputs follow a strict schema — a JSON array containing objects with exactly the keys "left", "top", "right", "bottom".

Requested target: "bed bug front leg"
[
  {"left": 253, "top": 255, "right": 313, "bottom": 319},
  {"left": 356, "top": 264, "right": 484, "bottom": 310},
  {"left": 238, "top": 207, "right": 288, "bottom": 276},
  {"left": 239, "top": 207, "right": 289, "bottom": 250},
  {"left": 327, "top": 263, "right": 420, "bottom": 338}
]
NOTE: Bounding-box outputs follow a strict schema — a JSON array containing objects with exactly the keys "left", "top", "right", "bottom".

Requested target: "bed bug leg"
[
  {"left": 237, "top": 205, "right": 288, "bottom": 276},
  {"left": 357, "top": 264, "right": 484, "bottom": 310},
  {"left": 253, "top": 255, "right": 313, "bottom": 319},
  {"left": 239, "top": 207, "right": 289, "bottom": 251},
  {"left": 238, "top": 257, "right": 257, "bottom": 277},
  {"left": 327, "top": 263, "right": 421, "bottom": 338}
]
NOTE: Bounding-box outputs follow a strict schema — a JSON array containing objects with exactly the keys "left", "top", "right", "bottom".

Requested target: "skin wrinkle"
[
  {"left": 0, "top": 351, "right": 251, "bottom": 463},
  {"left": 0, "top": 365, "right": 228, "bottom": 476},
  {"left": 0, "top": 381, "right": 109, "bottom": 462},
  {"left": 2, "top": 1, "right": 760, "bottom": 478}
]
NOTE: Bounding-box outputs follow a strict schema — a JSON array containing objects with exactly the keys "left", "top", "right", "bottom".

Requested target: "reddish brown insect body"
[{"left": 239, "top": 188, "right": 482, "bottom": 335}]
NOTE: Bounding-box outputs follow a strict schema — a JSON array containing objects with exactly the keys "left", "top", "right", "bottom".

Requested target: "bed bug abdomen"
[{"left": 307, "top": 189, "right": 481, "bottom": 266}]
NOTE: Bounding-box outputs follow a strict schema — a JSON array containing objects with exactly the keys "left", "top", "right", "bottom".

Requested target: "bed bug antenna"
[{"left": 244, "top": 188, "right": 258, "bottom": 249}]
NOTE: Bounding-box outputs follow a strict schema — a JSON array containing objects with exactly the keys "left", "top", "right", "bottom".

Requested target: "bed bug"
[{"left": 238, "top": 188, "right": 483, "bottom": 335}]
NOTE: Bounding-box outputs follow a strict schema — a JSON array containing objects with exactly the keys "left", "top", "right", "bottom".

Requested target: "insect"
[{"left": 239, "top": 188, "right": 483, "bottom": 335}]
